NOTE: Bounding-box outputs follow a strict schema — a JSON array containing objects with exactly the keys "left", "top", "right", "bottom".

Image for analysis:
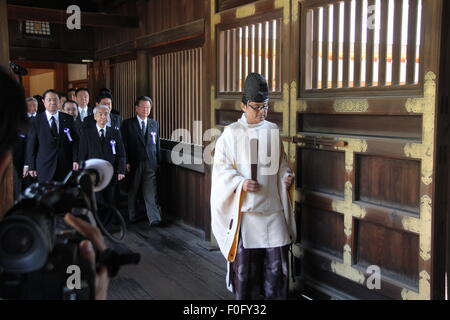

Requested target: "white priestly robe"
[{"left": 210, "top": 114, "right": 297, "bottom": 270}]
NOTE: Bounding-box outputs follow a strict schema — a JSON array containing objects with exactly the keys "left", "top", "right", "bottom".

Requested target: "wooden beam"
[
  {"left": 10, "top": 46, "right": 94, "bottom": 63},
  {"left": 97, "top": 20, "right": 205, "bottom": 59},
  {"left": 136, "top": 19, "right": 204, "bottom": 50},
  {"left": 7, "top": 4, "right": 139, "bottom": 29},
  {"left": 95, "top": 40, "right": 135, "bottom": 60}
]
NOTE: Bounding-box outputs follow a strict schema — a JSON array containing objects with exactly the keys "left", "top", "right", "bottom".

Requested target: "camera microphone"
[{"left": 77, "top": 159, "right": 114, "bottom": 192}]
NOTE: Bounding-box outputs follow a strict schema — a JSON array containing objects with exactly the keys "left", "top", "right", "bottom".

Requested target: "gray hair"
[
  {"left": 93, "top": 105, "right": 110, "bottom": 115},
  {"left": 25, "top": 97, "right": 38, "bottom": 104}
]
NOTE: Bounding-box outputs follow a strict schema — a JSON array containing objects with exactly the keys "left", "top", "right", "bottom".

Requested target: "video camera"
[{"left": 0, "top": 159, "right": 140, "bottom": 300}]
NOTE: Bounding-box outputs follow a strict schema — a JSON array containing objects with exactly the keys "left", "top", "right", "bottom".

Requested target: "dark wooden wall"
[
  {"left": 159, "top": 162, "right": 211, "bottom": 238},
  {"left": 95, "top": 0, "right": 204, "bottom": 52},
  {"left": 142, "top": 0, "right": 204, "bottom": 34},
  {"left": 94, "top": 0, "right": 139, "bottom": 52},
  {"left": 8, "top": 20, "right": 95, "bottom": 62}
]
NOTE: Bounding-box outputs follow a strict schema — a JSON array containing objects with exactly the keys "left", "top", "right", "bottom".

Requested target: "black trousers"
[
  {"left": 12, "top": 167, "right": 22, "bottom": 202},
  {"left": 128, "top": 161, "right": 161, "bottom": 224},
  {"left": 95, "top": 178, "right": 118, "bottom": 225},
  {"left": 95, "top": 179, "right": 117, "bottom": 206},
  {"left": 52, "top": 159, "right": 71, "bottom": 182}
]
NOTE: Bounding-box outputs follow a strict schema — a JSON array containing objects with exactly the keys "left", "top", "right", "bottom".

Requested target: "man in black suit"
[
  {"left": 83, "top": 93, "right": 123, "bottom": 130},
  {"left": 79, "top": 104, "right": 126, "bottom": 206},
  {"left": 67, "top": 88, "right": 77, "bottom": 101},
  {"left": 62, "top": 99, "right": 82, "bottom": 138},
  {"left": 12, "top": 129, "right": 27, "bottom": 201},
  {"left": 26, "top": 90, "right": 80, "bottom": 183},
  {"left": 75, "top": 88, "right": 93, "bottom": 125},
  {"left": 26, "top": 97, "right": 38, "bottom": 118},
  {"left": 14, "top": 97, "right": 39, "bottom": 199},
  {"left": 121, "top": 96, "right": 162, "bottom": 226}
]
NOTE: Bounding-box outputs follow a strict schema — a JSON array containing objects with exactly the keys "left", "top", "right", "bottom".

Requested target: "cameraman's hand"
[
  {"left": 29, "top": 170, "right": 37, "bottom": 178},
  {"left": 64, "top": 213, "right": 109, "bottom": 300}
]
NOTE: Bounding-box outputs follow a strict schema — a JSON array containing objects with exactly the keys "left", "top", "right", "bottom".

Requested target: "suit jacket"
[
  {"left": 83, "top": 113, "right": 123, "bottom": 131},
  {"left": 75, "top": 107, "right": 94, "bottom": 126},
  {"left": 26, "top": 112, "right": 79, "bottom": 182},
  {"left": 73, "top": 117, "right": 82, "bottom": 137},
  {"left": 13, "top": 116, "right": 36, "bottom": 175},
  {"left": 78, "top": 125, "right": 126, "bottom": 175},
  {"left": 121, "top": 117, "right": 161, "bottom": 171},
  {"left": 12, "top": 131, "right": 28, "bottom": 176}
]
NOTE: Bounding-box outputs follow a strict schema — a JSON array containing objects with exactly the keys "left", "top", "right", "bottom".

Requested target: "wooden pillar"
[
  {"left": 87, "top": 62, "right": 97, "bottom": 101},
  {"left": 103, "top": 59, "right": 111, "bottom": 90},
  {"left": 0, "top": 0, "right": 9, "bottom": 67},
  {"left": 136, "top": 50, "right": 149, "bottom": 96},
  {"left": 204, "top": 0, "right": 215, "bottom": 244},
  {"left": 0, "top": 0, "right": 13, "bottom": 219},
  {"left": 54, "top": 63, "right": 68, "bottom": 93}
]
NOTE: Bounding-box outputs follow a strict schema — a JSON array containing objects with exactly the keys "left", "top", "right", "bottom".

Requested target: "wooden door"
[{"left": 289, "top": 0, "right": 445, "bottom": 299}]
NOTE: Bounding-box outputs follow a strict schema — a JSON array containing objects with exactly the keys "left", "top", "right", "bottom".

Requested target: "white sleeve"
[{"left": 212, "top": 131, "right": 246, "bottom": 192}]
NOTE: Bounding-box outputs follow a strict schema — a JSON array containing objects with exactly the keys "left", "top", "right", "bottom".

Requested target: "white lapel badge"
[
  {"left": 110, "top": 139, "right": 117, "bottom": 155},
  {"left": 64, "top": 128, "right": 73, "bottom": 142}
]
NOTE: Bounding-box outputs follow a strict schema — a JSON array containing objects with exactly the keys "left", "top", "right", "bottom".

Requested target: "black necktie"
[
  {"left": 141, "top": 121, "right": 146, "bottom": 136},
  {"left": 50, "top": 116, "right": 58, "bottom": 138},
  {"left": 141, "top": 120, "right": 149, "bottom": 144},
  {"left": 100, "top": 129, "right": 106, "bottom": 153}
]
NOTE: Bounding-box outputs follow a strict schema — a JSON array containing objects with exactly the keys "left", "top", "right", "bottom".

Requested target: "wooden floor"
[{"left": 106, "top": 221, "right": 234, "bottom": 300}]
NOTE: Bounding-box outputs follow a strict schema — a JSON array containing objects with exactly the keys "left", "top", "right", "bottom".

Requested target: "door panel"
[
  {"left": 290, "top": 0, "right": 444, "bottom": 300},
  {"left": 210, "top": 0, "right": 445, "bottom": 300}
]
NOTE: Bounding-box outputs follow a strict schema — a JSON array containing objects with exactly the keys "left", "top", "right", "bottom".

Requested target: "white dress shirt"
[
  {"left": 96, "top": 124, "right": 106, "bottom": 137},
  {"left": 137, "top": 115, "right": 147, "bottom": 132},
  {"left": 28, "top": 112, "right": 36, "bottom": 118},
  {"left": 78, "top": 106, "right": 89, "bottom": 121},
  {"left": 45, "top": 110, "right": 59, "bottom": 133}
]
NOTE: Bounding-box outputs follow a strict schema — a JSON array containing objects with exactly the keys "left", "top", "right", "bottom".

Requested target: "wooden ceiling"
[
  {"left": 6, "top": 0, "right": 129, "bottom": 12},
  {"left": 7, "top": 0, "right": 139, "bottom": 29}
]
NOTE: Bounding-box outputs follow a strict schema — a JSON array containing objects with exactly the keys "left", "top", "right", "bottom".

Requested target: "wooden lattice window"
[
  {"left": 152, "top": 48, "right": 203, "bottom": 145},
  {"left": 23, "top": 20, "right": 51, "bottom": 36},
  {"left": 304, "top": 0, "right": 423, "bottom": 91},
  {"left": 218, "top": 18, "right": 282, "bottom": 94},
  {"left": 112, "top": 60, "right": 137, "bottom": 120}
]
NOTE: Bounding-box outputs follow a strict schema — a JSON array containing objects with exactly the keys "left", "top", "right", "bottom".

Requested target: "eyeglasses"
[{"left": 246, "top": 102, "right": 269, "bottom": 112}]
